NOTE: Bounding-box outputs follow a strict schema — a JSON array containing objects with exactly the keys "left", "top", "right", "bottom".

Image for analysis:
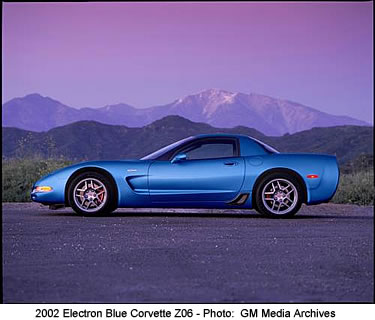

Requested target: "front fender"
[
  {"left": 31, "top": 160, "right": 152, "bottom": 206},
  {"left": 31, "top": 163, "right": 84, "bottom": 204}
]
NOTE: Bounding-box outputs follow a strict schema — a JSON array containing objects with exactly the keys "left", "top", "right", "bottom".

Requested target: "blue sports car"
[{"left": 31, "top": 134, "right": 340, "bottom": 217}]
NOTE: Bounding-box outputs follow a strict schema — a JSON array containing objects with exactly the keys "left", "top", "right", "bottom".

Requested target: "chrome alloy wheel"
[
  {"left": 262, "top": 178, "right": 298, "bottom": 215},
  {"left": 73, "top": 178, "right": 107, "bottom": 213}
]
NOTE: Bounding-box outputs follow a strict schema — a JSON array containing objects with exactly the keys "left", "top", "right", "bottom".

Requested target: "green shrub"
[
  {"left": 2, "top": 158, "right": 72, "bottom": 202},
  {"left": 332, "top": 169, "right": 374, "bottom": 206}
]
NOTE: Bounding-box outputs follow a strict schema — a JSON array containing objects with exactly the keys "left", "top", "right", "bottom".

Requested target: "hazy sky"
[{"left": 2, "top": 2, "right": 373, "bottom": 123}]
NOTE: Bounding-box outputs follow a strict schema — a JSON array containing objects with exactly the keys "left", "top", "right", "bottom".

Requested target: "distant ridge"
[
  {"left": 2, "top": 115, "right": 373, "bottom": 165},
  {"left": 2, "top": 90, "right": 369, "bottom": 135}
]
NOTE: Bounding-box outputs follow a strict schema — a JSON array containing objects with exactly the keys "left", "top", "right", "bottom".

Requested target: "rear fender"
[{"left": 244, "top": 154, "right": 339, "bottom": 206}]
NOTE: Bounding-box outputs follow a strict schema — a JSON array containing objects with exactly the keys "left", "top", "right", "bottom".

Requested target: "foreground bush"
[
  {"left": 332, "top": 169, "right": 374, "bottom": 206},
  {"left": 2, "top": 158, "right": 72, "bottom": 202}
]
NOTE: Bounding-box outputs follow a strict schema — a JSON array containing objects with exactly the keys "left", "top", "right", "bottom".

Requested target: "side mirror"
[{"left": 171, "top": 152, "right": 187, "bottom": 163}]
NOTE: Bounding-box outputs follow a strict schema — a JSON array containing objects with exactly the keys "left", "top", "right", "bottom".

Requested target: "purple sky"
[{"left": 2, "top": 2, "right": 373, "bottom": 123}]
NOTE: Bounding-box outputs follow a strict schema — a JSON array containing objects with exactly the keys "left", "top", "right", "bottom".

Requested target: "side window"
[{"left": 183, "top": 141, "right": 235, "bottom": 160}]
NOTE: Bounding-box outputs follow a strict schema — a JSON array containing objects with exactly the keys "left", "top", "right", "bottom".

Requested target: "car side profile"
[{"left": 31, "top": 134, "right": 340, "bottom": 218}]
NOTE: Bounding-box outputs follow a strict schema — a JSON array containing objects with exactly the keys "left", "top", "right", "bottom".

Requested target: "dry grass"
[
  {"left": 2, "top": 158, "right": 72, "bottom": 202},
  {"left": 332, "top": 169, "right": 374, "bottom": 206}
]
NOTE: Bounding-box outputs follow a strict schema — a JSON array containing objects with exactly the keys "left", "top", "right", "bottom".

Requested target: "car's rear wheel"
[
  {"left": 255, "top": 172, "right": 303, "bottom": 218},
  {"left": 68, "top": 171, "right": 117, "bottom": 216}
]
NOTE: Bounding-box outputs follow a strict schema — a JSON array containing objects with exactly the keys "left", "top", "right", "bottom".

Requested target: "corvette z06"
[{"left": 31, "top": 134, "right": 339, "bottom": 218}]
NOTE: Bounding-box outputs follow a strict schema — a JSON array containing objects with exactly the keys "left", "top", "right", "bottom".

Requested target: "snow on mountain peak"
[
  {"left": 196, "top": 89, "right": 238, "bottom": 116},
  {"left": 174, "top": 89, "right": 238, "bottom": 116},
  {"left": 198, "top": 88, "right": 236, "bottom": 98}
]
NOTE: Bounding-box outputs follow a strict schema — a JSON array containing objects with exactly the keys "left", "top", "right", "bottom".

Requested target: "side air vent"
[{"left": 227, "top": 193, "right": 249, "bottom": 205}]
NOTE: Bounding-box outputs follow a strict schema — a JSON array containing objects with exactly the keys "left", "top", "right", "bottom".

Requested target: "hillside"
[{"left": 2, "top": 116, "right": 373, "bottom": 165}]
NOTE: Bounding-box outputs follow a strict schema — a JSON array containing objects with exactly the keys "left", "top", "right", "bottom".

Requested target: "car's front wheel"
[
  {"left": 255, "top": 172, "right": 303, "bottom": 218},
  {"left": 68, "top": 171, "right": 117, "bottom": 216}
]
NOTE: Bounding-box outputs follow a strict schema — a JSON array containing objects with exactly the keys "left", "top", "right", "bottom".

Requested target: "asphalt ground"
[{"left": 2, "top": 203, "right": 374, "bottom": 303}]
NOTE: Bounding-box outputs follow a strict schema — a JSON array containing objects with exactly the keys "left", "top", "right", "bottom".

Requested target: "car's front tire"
[
  {"left": 255, "top": 172, "right": 303, "bottom": 218},
  {"left": 68, "top": 171, "right": 117, "bottom": 216}
]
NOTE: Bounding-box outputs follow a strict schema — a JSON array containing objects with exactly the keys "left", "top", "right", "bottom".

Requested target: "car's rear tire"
[
  {"left": 68, "top": 171, "right": 117, "bottom": 216},
  {"left": 255, "top": 172, "right": 303, "bottom": 218}
]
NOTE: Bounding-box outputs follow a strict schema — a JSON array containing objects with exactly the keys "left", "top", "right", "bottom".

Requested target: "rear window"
[{"left": 251, "top": 138, "right": 279, "bottom": 154}]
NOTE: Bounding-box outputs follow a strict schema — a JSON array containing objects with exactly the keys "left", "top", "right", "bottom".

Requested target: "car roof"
[{"left": 192, "top": 133, "right": 251, "bottom": 139}]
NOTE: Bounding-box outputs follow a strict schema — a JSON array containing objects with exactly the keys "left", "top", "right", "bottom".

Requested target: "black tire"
[
  {"left": 68, "top": 171, "right": 117, "bottom": 216},
  {"left": 255, "top": 172, "right": 303, "bottom": 218}
]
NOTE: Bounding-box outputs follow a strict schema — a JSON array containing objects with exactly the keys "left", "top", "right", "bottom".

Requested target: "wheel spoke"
[
  {"left": 277, "top": 181, "right": 282, "bottom": 190},
  {"left": 283, "top": 200, "right": 291, "bottom": 208},
  {"left": 286, "top": 189, "right": 293, "bottom": 196},
  {"left": 271, "top": 182, "right": 276, "bottom": 191},
  {"left": 271, "top": 201, "right": 276, "bottom": 210}
]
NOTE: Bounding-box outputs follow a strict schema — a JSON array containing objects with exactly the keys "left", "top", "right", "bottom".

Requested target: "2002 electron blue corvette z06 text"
[{"left": 31, "top": 134, "right": 340, "bottom": 218}]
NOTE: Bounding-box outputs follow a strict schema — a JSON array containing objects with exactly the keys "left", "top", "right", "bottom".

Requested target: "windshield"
[{"left": 140, "top": 136, "right": 194, "bottom": 160}]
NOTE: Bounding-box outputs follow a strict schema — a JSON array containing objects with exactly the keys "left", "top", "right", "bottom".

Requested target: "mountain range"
[
  {"left": 3, "top": 115, "right": 373, "bottom": 166},
  {"left": 2, "top": 89, "right": 369, "bottom": 136}
]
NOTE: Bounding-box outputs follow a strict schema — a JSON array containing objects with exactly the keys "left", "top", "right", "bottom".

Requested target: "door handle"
[{"left": 224, "top": 161, "right": 238, "bottom": 166}]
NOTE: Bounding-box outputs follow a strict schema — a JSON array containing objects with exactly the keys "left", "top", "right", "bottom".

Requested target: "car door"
[{"left": 148, "top": 138, "right": 245, "bottom": 204}]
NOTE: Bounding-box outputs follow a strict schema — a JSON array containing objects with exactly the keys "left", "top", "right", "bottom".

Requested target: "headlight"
[{"left": 33, "top": 186, "right": 53, "bottom": 193}]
